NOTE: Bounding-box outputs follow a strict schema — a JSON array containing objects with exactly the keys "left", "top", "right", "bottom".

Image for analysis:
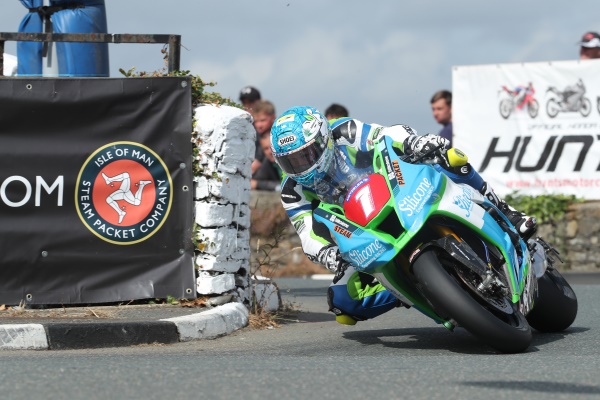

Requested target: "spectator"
[
  {"left": 325, "top": 103, "right": 349, "bottom": 121},
  {"left": 579, "top": 31, "right": 600, "bottom": 60},
  {"left": 252, "top": 100, "right": 276, "bottom": 139},
  {"left": 430, "top": 90, "right": 453, "bottom": 147},
  {"left": 252, "top": 132, "right": 284, "bottom": 191},
  {"left": 251, "top": 100, "right": 282, "bottom": 190},
  {"left": 239, "top": 86, "right": 261, "bottom": 111},
  {"left": 240, "top": 86, "right": 263, "bottom": 174}
]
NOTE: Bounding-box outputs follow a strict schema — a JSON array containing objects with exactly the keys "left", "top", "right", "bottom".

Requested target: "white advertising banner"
[{"left": 453, "top": 59, "right": 600, "bottom": 199}]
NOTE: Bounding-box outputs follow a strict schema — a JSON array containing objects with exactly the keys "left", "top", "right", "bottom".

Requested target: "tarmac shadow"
[
  {"left": 529, "top": 326, "right": 589, "bottom": 349},
  {"left": 342, "top": 327, "right": 500, "bottom": 354},
  {"left": 276, "top": 311, "right": 334, "bottom": 324},
  {"left": 341, "top": 325, "right": 587, "bottom": 355}
]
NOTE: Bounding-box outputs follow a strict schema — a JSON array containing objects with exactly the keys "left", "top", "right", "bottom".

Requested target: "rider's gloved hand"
[
  {"left": 321, "top": 245, "right": 341, "bottom": 273},
  {"left": 321, "top": 245, "right": 351, "bottom": 283},
  {"left": 403, "top": 134, "right": 450, "bottom": 163}
]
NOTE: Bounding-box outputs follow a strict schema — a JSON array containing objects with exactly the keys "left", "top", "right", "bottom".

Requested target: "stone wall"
[
  {"left": 535, "top": 201, "right": 600, "bottom": 272},
  {"left": 193, "top": 105, "right": 254, "bottom": 303},
  {"left": 250, "top": 190, "right": 600, "bottom": 273},
  {"left": 191, "top": 105, "right": 296, "bottom": 310}
]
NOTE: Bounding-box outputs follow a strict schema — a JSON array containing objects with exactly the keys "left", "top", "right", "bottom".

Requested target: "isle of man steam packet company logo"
[{"left": 75, "top": 142, "right": 173, "bottom": 245}]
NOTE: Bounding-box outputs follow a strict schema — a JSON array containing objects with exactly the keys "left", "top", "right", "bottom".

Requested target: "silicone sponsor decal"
[{"left": 398, "top": 177, "right": 433, "bottom": 216}]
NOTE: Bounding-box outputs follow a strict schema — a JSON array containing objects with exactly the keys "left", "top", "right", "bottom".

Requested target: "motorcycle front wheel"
[
  {"left": 580, "top": 97, "right": 592, "bottom": 117},
  {"left": 413, "top": 250, "right": 532, "bottom": 353},
  {"left": 546, "top": 99, "right": 559, "bottom": 118},
  {"left": 526, "top": 268, "right": 578, "bottom": 332}
]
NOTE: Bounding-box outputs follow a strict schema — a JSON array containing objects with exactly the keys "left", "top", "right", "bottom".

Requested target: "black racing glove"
[{"left": 403, "top": 134, "right": 450, "bottom": 164}]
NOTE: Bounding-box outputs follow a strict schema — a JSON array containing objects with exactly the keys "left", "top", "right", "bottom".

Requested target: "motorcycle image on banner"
[
  {"left": 313, "top": 136, "right": 577, "bottom": 353},
  {"left": 499, "top": 82, "right": 539, "bottom": 119},
  {"left": 546, "top": 78, "right": 592, "bottom": 118}
]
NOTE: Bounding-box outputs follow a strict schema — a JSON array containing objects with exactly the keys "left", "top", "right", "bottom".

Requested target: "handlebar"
[{"left": 402, "top": 146, "right": 468, "bottom": 168}]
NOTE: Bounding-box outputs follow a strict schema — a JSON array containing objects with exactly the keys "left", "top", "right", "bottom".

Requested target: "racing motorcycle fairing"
[{"left": 314, "top": 136, "right": 532, "bottom": 305}]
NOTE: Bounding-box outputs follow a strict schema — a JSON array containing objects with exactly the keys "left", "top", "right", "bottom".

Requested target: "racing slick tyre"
[
  {"left": 413, "top": 250, "right": 532, "bottom": 353},
  {"left": 526, "top": 268, "right": 578, "bottom": 332}
]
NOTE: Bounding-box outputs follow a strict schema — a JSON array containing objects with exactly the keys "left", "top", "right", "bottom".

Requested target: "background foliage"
[
  {"left": 119, "top": 66, "right": 240, "bottom": 109},
  {"left": 505, "top": 192, "right": 584, "bottom": 225}
]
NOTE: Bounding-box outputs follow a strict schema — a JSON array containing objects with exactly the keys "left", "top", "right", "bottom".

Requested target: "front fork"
[{"left": 427, "top": 222, "right": 506, "bottom": 295}]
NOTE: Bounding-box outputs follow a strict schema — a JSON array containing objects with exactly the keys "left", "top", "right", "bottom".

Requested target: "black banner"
[{"left": 0, "top": 77, "right": 195, "bottom": 305}]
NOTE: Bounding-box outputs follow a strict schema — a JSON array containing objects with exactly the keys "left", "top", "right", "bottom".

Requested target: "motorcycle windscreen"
[{"left": 343, "top": 174, "right": 390, "bottom": 226}]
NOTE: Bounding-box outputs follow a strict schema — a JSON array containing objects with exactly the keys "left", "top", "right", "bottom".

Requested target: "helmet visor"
[{"left": 274, "top": 135, "right": 329, "bottom": 176}]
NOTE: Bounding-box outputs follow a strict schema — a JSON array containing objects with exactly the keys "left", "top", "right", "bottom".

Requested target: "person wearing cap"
[
  {"left": 239, "top": 86, "right": 263, "bottom": 174},
  {"left": 579, "top": 31, "right": 600, "bottom": 60},
  {"left": 239, "top": 86, "right": 262, "bottom": 111}
]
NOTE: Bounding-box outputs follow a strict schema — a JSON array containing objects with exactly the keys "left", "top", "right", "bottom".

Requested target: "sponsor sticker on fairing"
[
  {"left": 329, "top": 214, "right": 350, "bottom": 229},
  {"left": 334, "top": 225, "right": 352, "bottom": 238},
  {"left": 398, "top": 177, "right": 434, "bottom": 216},
  {"left": 384, "top": 155, "right": 394, "bottom": 180},
  {"left": 348, "top": 239, "right": 386, "bottom": 267},
  {"left": 453, "top": 186, "right": 474, "bottom": 217},
  {"left": 345, "top": 177, "right": 370, "bottom": 203},
  {"left": 392, "top": 160, "right": 405, "bottom": 186}
]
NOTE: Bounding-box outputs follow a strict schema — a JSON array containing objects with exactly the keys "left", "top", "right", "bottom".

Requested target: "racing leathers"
[{"left": 279, "top": 117, "right": 522, "bottom": 323}]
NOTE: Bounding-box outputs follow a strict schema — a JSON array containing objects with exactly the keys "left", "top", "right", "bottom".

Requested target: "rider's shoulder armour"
[{"left": 331, "top": 118, "right": 359, "bottom": 146}]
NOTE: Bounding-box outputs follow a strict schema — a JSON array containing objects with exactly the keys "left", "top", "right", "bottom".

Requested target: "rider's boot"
[
  {"left": 328, "top": 269, "right": 407, "bottom": 326},
  {"left": 332, "top": 298, "right": 407, "bottom": 326},
  {"left": 480, "top": 182, "right": 537, "bottom": 240}
]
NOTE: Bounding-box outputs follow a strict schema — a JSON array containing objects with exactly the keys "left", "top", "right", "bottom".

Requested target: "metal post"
[
  {"left": 168, "top": 35, "right": 181, "bottom": 73},
  {"left": 0, "top": 40, "right": 4, "bottom": 76}
]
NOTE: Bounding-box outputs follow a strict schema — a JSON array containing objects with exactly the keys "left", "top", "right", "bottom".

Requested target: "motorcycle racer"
[{"left": 270, "top": 106, "right": 537, "bottom": 324}]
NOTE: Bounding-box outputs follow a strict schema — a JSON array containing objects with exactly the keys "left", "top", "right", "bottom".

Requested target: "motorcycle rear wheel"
[
  {"left": 528, "top": 100, "right": 539, "bottom": 118},
  {"left": 526, "top": 268, "right": 578, "bottom": 332},
  {"left": 413, "top": 250, "right": 532, "bottom": 353}
]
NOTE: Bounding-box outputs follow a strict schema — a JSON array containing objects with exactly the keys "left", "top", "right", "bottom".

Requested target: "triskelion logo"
[{"left": 75, "top": 142, "right": 172, "bottom": 245}]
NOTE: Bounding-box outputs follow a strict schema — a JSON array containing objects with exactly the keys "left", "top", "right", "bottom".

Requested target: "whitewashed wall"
[{"left": 193, "top": 104, "right": 254, "bottom": 304}]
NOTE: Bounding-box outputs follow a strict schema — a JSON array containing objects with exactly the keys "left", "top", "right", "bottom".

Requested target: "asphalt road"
[{"left": 0, "top": 273, "right": 598, "bottom": 400}]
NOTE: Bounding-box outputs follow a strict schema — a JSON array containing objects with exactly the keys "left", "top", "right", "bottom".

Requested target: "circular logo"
[{"left": 75, "top": 142, "right": 173, "bottom": 245}]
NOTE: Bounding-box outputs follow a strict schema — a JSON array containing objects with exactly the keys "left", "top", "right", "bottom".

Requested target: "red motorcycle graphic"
[
  {"left": 545, "top": 79, "right": 591, "bottom": 118},
  {"left": 499, "top": 82, "right": 539, "bottom": 119}
]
